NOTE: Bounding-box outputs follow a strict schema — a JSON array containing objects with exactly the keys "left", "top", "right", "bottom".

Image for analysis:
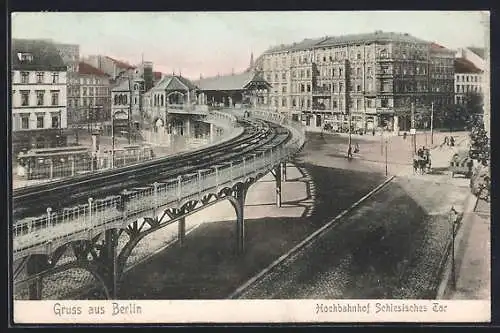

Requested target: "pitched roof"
[
  {"left": 468, "top": 47, "right": 485, "bottom": 59},
  {"left": 11, "top": 39, "right": 66, "bottom": 71},
  {"left": 263, "top": 31, "right": 429, "bottom": 54},
  {"left": 151, "top": 75, "right": 198, "bottom": 91},
  {"left": 105, "top": 56, "right": 136, "bottom": 69},
  {"left": 455, "top": 58, "right": 483, "bottom": 74},
  {"left": 78, "top": 61, "right": 109, "bottom": 77},
  {"left": 195, "top": 71, "right": 271, "bottom": 91}
]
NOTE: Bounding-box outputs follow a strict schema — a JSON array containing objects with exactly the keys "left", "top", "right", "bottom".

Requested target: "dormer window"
[{"left": 17, "top": 52, "right": 34, "bottom": 62}]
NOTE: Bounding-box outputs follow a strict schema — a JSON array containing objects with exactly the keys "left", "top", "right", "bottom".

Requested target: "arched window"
[
  {"left": 114, "top": 95, "right": 119, "bottom": 105},
  {"left": 123, "top": 95, "right": 128, "bottom": 105},
  {"left": 161, "top": 94, "right": 164, "bottom": 106}
]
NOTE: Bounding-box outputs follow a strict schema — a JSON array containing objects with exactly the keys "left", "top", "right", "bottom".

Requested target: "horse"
[{"left": 413, "top": 156, "right": 430, "bottom": 174}]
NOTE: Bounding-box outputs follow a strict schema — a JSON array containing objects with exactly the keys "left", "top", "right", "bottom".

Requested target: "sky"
[{"left": 11, "top": 11, "right": 488, "bottom": 79}]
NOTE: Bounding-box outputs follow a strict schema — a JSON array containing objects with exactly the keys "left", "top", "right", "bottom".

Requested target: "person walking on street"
[
  {"left": 450, "top": 136, "right": 455, "bottom": 147},
  {"left": 347, "top": 145, "right": 353, "bottom": 159}
]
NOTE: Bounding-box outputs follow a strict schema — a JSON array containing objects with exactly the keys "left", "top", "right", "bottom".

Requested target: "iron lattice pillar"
[
  {"left": 98, "top": 228, "right": 119, "bottom": 299},
  {"left": 26, "top": 255, "right": 47, "bottom": 300}
]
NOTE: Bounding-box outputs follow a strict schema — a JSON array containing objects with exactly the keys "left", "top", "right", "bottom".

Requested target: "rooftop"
[
  {"left": 78, "top": 61, "right": 109, "bottom": 77},
  {"left": 105, "top": 56, "right": 136, "bottom": 69},
  {"left": 150, "top": 75, "right": 198, "bottom": 91},
  {"left": 468, "top": 47, "right": 485, "bottom": 59},
  {"left": 455, "top": 58, "right": 483, "bottom": 74},
  {"left": 263, "top": 31, "right": 430, "bottom": 54},
  {"left": 11, "top": 39, "right": 66, "bottom": 71},
  {"left": 195, "top": 71, "right": 271, "bottom": 91}
]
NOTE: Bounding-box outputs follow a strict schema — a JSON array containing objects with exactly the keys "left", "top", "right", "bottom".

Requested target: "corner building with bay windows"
[{"left": 253, "top": 31, "right": 455, "bottom": 132}]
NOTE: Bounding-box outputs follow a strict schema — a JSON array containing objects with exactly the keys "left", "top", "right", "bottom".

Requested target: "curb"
[
  {"left": 435, "top": 192, "right": 479, "bottom": 299},
  {"left": 228, "top": 175, "right": 395, "bottom": 299}
]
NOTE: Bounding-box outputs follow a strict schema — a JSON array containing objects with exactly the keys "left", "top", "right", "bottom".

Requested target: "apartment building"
[
  {"left": 254, "top": 31, "right": 455, "bottom": 132},
  {"left": 53, "top": 42, "right": 80, "bottom": 125},
  {"left": 454, "top": 58, "right": 483, "bottom": 105},
  {"left": 11, "top": 39, "right": 68, "bottom": 153},
  {"left": 78, "top": 62, "right": 112, "bottom": 123}
]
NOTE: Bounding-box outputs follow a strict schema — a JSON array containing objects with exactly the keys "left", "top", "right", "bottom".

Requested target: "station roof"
[
  {"left": 150, "top": 75, "right": 198, "bottom": 91},
  {"left": 195, "top": 71, "right": 271, "bottom": 91},
  {"left": 12, "top": 39, "right": 66, "bottom": 71},
  {"left": 455, "top": 58, "right": 483, "bottom": 74}
]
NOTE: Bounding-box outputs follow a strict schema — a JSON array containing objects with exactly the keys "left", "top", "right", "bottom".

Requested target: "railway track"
[{"left": 13, "top": 118, "right": 291, "bottom": 221}]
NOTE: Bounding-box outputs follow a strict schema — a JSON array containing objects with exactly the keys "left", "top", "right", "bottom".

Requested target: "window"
[
  {"left": 357, "top": 53, "right": 361, "bottom": 60},
  {"left": 282, "top": 99, "right": 286, "bottom": 107},
  {"left": 306, "top": 99, "right": 310, "bottom": 108},
  {"left": 83, "top": 98, "right": 87, "bottom": 106},
  {"left": 357, "top": 84, "right": 361, "bottom": 92},
  {"left": 306, "top": 84, "right": 311, "bottom": 92},
  {"left": 381, "top": 98, "right": 388, "bottom": 108},
  {"left": 282, "top": 86, "right": 287, "bottom": 93},
  {"left": 333, "top": 100, "right": 338, "bottom": 109},
  {"left": 52, "top": 73, "right": 59, "bottom": 83},
  {"left": 51, "top": 91, "right": 59, "bottom": 106},
  {"left": 21, "top": 72, "right": 29, "bottom": 84},
  {"left": 367, "top": 67, "right": 372, "bottom": 76},
  {"left": 466, "top": 76, "right": 469, "bottom": 82},
  {"left": 300, "top": 70, "right": 304, "bottom": 78},
  {"left": 456, "top": 85, "right": 459, "bottom": 92},
  {"left": 21, "top": 115, "right": 29, "bottom": 129},
  {"left": 366, "top": 99, "right": 373, "bottom": 108},
  {"left": 339, "top": 83, "right": 344, "bottom": 92},
  {"left": 36, "top": 90, "right": 45, "bottom": 106},
  {"left": 90, "top": 87, "right": 94, "bottom": 96},
  {"left": 36, "top": 72, "right": 44, "bottom": 83},
  {"left": 21, "top": 90, "right": 29, "bottom": 106},
  {"left": 292, "top": 98, "right": 296, "bottom": 107},
  {"left": 282, "top": 72, "right": 286, "bottom": 80},
  {"left": 306, "top": 69, "right": 310, "bottom": 78},
  {"left": 274, "top": 74, "right": 278, "bottom": 81},
  {"left": 83, "top": 87, "right": 87, "bottom": 96},
  {"left": 339, "top": 68, "right": 343, "bottom": 77},
  {"left": 51, "top": 114, "right": 60, "bottom": 128},
  {"left": 332, "top": 68, "right": 335, "bottom": 76},
  {"left": 356, "top": 67, "right": 361, "bottom": 76},
  {"left": 300, "top": 84, "right": 305, "bottom": 92},
  {"left": 36, "top": 114, "right": 44, "bottom": 128}
]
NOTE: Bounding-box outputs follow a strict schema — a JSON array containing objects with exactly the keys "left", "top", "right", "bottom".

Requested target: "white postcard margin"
[{"left": 14, "top": 300, "right": 491, "bottom": 323}]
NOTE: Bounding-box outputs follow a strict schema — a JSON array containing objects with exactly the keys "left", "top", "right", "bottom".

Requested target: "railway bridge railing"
[{"left": 13, "top": 109, "right": 306, "bottom": 300}]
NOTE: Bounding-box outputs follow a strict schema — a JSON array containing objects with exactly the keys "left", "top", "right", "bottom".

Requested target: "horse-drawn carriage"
[
  {"left": 450, "top": 150, "right": 474, "bottom": 178},
  {"left": 413, "top": 147, "right": 432, "bottom": 174}
]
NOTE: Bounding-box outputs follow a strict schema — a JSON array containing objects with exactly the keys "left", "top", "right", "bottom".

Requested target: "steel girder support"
[
  {"left": 228, "top": 184, "right": 249, "bottom": 255},
  {"left": 281, "top": 161, "right": 287, "bottom": 182},
  {"left": 26, "top": 255, "right": 48, "bottom": 300},
  {"left": 271, "top": 165, "right": 282, "bottom": 208}
]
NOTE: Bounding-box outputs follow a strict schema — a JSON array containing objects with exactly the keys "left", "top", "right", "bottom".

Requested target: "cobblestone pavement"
[{"left": 238, "top": 174, "right": 469, "bottom": 299}]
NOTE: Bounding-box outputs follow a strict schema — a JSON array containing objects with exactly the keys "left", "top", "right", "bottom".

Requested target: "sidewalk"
[{"left": 440, "top": 199, "right": 491, "bottom": 300}]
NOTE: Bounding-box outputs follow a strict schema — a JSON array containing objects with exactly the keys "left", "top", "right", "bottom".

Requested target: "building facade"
[
  {"left": 53, "top": 42, "right": 80, "bottom": 125},
  {"left": 11, "top": 39, "right": 68, "bottom": 153},
  {"left": 78, "top": 62, "right": 112, "bottom": 124},
  {"left": 254, "top": 31, "right": 455, "bottom": 132},
  {"left": 454, "top": 58, "right": 483, "bottom": 105}
]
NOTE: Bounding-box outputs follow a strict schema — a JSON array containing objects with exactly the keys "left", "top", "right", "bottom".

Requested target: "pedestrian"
[
  {"left": 354, "top": 143, "right": 360, "bottom": 153},
  {"left": 347, "top": 145, "right": 353, "bottom": 159},
  {"left": 403, "top": 132, "right": 407, "bottom": 140},
  {"left": 444, "top": 136, "right": 449, "bottom": 146},
  {"left": 450, "top": 136, "right": 455, "bottom": 147},
  {"left": 372, "top": 129, "right": 375, "bottom": 136}
]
